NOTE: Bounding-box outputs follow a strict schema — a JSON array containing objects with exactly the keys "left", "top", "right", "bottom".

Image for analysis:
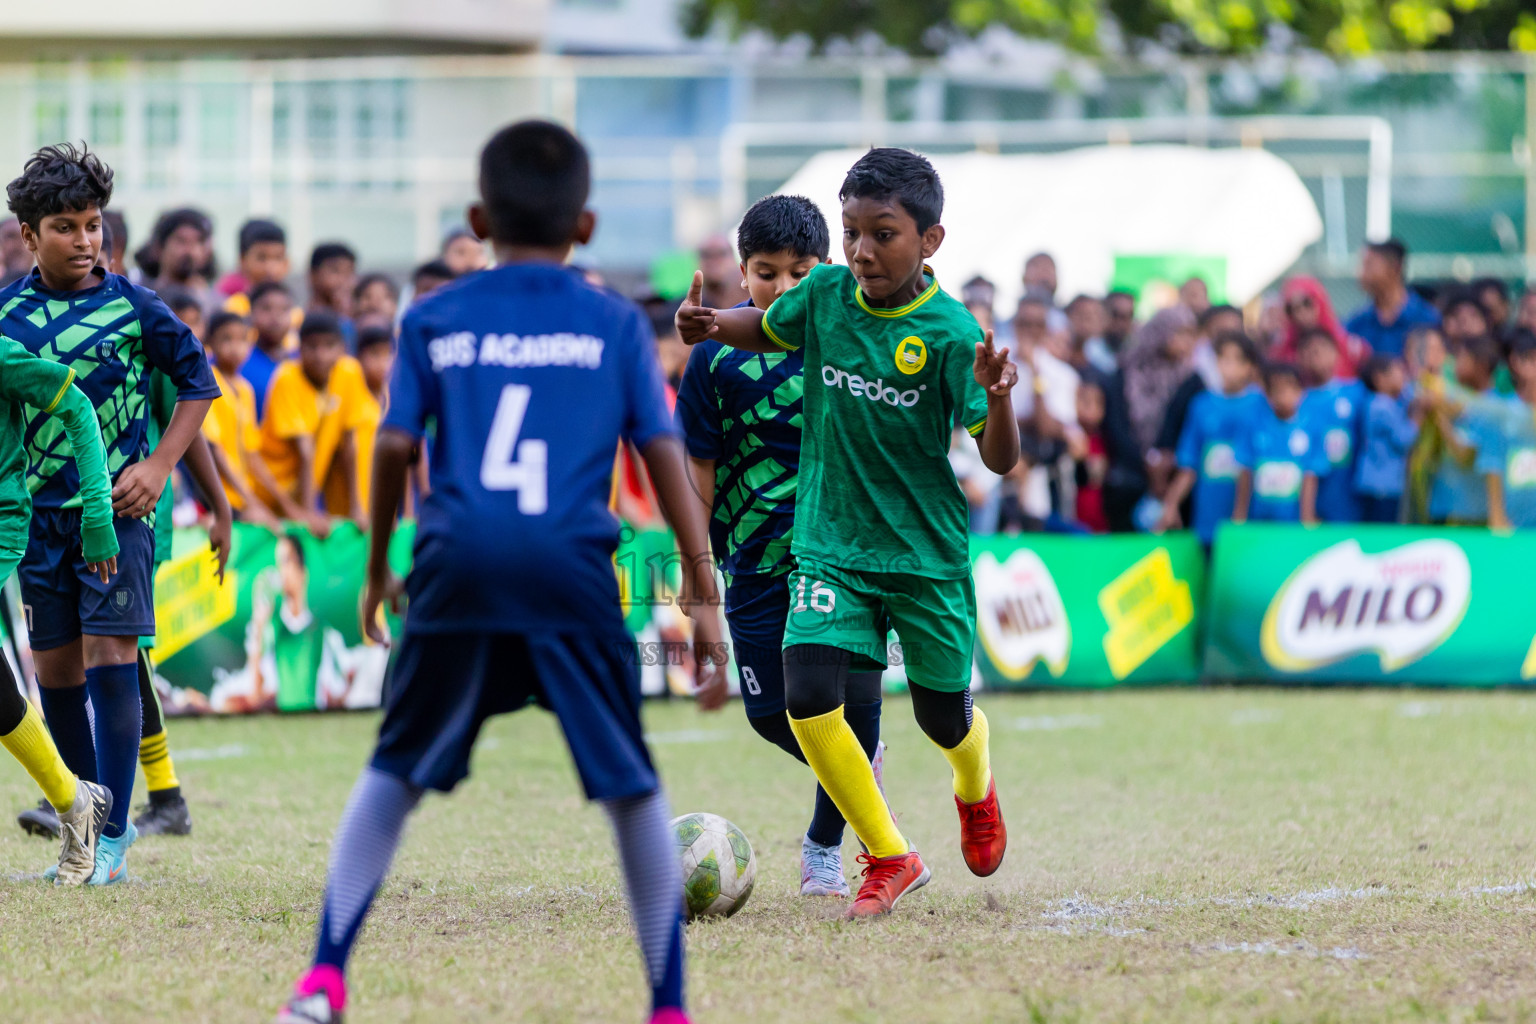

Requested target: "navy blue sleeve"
[
  {"left": 382, "top": 308, "right": 439, "bottom": 440},
  {"left": 621, "top": 304, "right": 678, "bottom": 451},
  {"left": 136, "top": 289, "right": 219, "bottom": 400},
  {"left": 675, "top": 343, "right": 724, "bottom": 461}
]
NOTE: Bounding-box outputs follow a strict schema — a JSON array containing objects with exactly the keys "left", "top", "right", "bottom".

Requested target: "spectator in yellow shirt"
[
  {"left": 255, "top": 312, "right": 364, "bottom": 538},
  {"left": 325, "top": 323, "right": 392, "bottom": 516},
  {"left": 201, "top": 311, "right": 282, "bottom": 528}
]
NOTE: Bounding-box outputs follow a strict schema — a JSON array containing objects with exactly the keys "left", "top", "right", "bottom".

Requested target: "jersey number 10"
[{"left": 480, "top": 383, "right": 548, "bottom": 513}]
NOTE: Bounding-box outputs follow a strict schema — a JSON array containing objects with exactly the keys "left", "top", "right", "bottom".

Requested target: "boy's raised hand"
[
  {"left": 675, "top": 271, "right": 718, "bottom": 346},
  {"left": 974, "top": 330, "right": 1018, "bottom": 396}
]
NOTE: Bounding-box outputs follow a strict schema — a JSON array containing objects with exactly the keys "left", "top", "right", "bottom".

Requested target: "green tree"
[{"left": 682, "top": 0, "right": 1536, "bottom": 55}]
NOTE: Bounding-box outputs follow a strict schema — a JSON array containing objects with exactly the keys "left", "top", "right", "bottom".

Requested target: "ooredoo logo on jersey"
[{"left": 821, "top": 364, "right": 927, "bottom": 408}]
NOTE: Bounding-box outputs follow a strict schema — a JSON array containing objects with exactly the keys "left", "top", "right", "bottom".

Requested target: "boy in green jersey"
[
  {"left": 0, "top": 337, "right": 119, "bottom": 884},
  {"left": 677, "top": 148, "right": 1020, "bottom": 917}
]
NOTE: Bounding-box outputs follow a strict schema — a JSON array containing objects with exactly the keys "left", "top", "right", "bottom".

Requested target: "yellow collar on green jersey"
[{"left": 853, "top": 265, "right": 939, "bottom": 318}]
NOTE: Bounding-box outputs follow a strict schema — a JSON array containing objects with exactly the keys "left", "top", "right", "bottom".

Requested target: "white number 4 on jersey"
[{"left": 480, "top": 383, "right": 548, "bottom": 513}]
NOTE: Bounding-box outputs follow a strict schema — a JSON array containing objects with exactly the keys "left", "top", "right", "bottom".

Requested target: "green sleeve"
[
  {"left": 51, "top": 384, "right": 119, "bottom": 564},
  {"left": 761, "top": 262, "right": 823, "bottom": 352},
  {"left": 0, "top": 337, "right": 75, "bottom": 410}
]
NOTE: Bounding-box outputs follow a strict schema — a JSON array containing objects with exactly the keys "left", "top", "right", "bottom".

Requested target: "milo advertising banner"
[
  {"left": 970, "top": 533, "right": 1206, "bottom": 687},
  {"left": 1205, "top": 523, "right": 1536, "bottom": 684}
]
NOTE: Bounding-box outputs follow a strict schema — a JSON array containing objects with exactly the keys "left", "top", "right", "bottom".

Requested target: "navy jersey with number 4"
[{"left": 385, "top": 263, "right": 676, "bottom": 634}]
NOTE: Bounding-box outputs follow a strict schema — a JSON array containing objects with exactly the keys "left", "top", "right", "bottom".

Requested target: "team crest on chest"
[{"left": 894, "top": 336, "right": 927, "bottom": 375}]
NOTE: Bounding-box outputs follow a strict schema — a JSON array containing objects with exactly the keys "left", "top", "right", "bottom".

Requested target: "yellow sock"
[
  {"left": 939, "top": 707, "right": 992, "bottom": 804},
  {"left": 1, "top": 704, "right": 77, "bottom": 811},
  {"left": 138, "top": 729, "right": 180, "bottom": 794},
  {"left": 789, "top": 706, "right": 907, "bottom": 858}
]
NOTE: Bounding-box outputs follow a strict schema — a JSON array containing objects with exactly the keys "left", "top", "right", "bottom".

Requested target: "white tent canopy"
[{"left": 769, "top": 144, "right": 1324, "bottom": 314}]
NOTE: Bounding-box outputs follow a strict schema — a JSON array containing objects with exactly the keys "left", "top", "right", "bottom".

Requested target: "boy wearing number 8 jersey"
[
  {"left": 676, "top": 194, "right": 885, "bottom": 898},
  {"left": 676, "top": 148, "right": 1022, "bottom": 918}
]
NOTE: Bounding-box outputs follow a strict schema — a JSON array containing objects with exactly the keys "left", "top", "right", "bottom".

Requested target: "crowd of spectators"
[
  {"left": 24, "top": 207, "right": 1536, "bottom": 547},
  {"left": 3, "top": 210, "right": 495, "bottom": 538},
  {"left": 944, "top": 243, "right": 1536, "bottom": 541}
]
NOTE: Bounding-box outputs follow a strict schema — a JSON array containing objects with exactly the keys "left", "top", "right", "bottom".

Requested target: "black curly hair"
[{"left": 6, "top": 143, "right": 113, "bottom": 230}]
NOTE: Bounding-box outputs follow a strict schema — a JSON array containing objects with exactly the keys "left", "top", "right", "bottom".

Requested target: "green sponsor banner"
[
  {"left": 1111, "top": 253, "right": 1227, "bottom": 317},
  {"left": 971, "top": 532, "right": 1206, "bottom": 688},
  {"left": 1204, "top": 523, "right": 1536, "bottom": 685},
  {"left": 153, "top": 522, "right": 415, "bottom": 712}
]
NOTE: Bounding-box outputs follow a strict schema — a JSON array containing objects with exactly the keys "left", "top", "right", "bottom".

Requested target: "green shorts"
[{"left": 782, "top": 557, "right": 976, "bottom": 693}]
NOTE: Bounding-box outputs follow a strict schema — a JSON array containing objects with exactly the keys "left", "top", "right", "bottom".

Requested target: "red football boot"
[
  {"left": 844, "top": 850, "right": 930, "bottom": 919},
  {"left": 649, "top": 1009, "right": 693, "bottom": 1024},
  {"left": 956, "top": 777, "right": 1007, "bottom": 877}
]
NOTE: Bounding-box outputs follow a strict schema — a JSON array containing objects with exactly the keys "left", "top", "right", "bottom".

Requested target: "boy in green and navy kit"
[
  {"left": 4, "top": 144, "right": 218, "bottom": 885},
  {"left": 678, "top": 148, "right": 1021, "bottom": 918},
  {"left": 676, "top": 193, "right": 887, "bottom": 898},
  {"left": 0, "top": 338, "right": 118, "bottom": 885}
]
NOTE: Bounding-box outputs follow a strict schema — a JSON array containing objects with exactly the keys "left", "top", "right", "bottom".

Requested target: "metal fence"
[{"left": 1, "top": 52, "right": 1530, "bottom": 298}]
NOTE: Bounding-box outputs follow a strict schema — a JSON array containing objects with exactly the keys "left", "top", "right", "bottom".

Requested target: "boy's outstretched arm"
[
  {"left": 179, "top": 435, "right": 234, "bottom": 583},
  {"left": 113, "top": 397, "right": 213, "bottom": 516},
  {"left": 675, "top": 271, "right": 778, "bottom": 353},
  {"left": 642, "top": 434, "right": 728, "bottom": 710},
  {"left": 360, "top": 426, "right": 414, "bottom": 645},
  {"left": 973, "top": 331, "right": 1021, "bottom": 475}
]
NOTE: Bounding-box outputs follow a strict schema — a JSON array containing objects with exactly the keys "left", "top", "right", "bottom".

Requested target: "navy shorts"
[
  {"left": 371, "top": 629, "right": 658, "bottom": 800},
  {"left": 18, "top": 509, "right": 157, "bottom": 651},
  {"left": 724, "top": 572, "right": 792, "bottom": 719}
]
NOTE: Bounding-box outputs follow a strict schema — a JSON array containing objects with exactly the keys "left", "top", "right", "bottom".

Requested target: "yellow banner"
[
  {"left": 151, "top": 548, "right": 237, "bottom": 662},
  {"left": 1098, "top": 548, "right": 1194, "bottom": 680}
]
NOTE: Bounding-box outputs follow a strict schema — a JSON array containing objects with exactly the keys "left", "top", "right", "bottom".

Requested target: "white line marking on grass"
[
  {"left": 1206, "top": 941, "right": 1369, "bottom": 960},
  {"left": 1399, "top": 701, "right": 1441, "bottom": 718},
  {"left": 1042, "top": 896, "right": 1120, "bottom": 920},
  {"left": 1012, "top": 714, "right": 1103, "bottom": 732},
  {"left": 175, "top": 744, "right": 249, "bottom": 761},
  {"left": 1216, "top": 886, "right": 1382, "bottom": 909},
  {"left": 644, "top": 729, "right": 733, "bottom": 744},
  {"left": 1229, "top": 708, "right": 1281, "bottom": 725}
]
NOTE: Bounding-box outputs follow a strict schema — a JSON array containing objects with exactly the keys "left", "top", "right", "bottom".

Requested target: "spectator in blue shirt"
[
  {"left": 1354, "top": 354, "right": 1419, "bottom": 523},
  {"left": 1234, "top": 363, "right": 1324, "bottom": 524},
  {"left": 1298, "top": 327, "right": 1368, "bottom": 523},
  {"left": 1157, "top": 331, "right": 1266, "bottom": 545},
  {"left": 1344, "top": 239, "right": 1441, "bottom": 358},
  {"left": 1427, "top": 334, "right": 1503, "bottom": 524},
  {"left": 1482, "top": 330, "right": 1536, "bottom": 530}
]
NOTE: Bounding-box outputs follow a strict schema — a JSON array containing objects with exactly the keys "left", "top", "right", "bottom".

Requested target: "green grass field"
[{"left": 1, "top": 688, "right": 1536, "bottom": 1023}]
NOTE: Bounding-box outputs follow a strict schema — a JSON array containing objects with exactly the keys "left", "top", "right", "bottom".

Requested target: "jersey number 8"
[{"left": 481, "top": 383, "right": 548, "bottom": 513}]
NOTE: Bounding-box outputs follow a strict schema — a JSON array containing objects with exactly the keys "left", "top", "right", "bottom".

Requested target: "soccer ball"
[{"left": 671, "top": 812, "right": 756, "bottom": 919}]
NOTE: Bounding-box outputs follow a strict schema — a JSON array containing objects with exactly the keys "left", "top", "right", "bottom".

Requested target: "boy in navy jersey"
[
  {"left": 676, "top": 194, "right": 885, "bottom": 898},
  {"left": 276, "top": 121, "right": 724, "bottom": 1024},
  {"left": 3, "top": 144, "right": 218, "bottom": 885}
]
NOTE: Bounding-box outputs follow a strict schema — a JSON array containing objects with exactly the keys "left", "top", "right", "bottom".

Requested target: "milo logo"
[
  {"left": 973, "top": 550, "right": 1071, "bottom": 680},
  {"left": 1261, "top": 539, "right": 1470, "bottom": 672}
]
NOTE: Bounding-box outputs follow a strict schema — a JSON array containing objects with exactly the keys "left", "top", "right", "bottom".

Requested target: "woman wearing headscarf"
[
  {"left": 1100, "top": 305, "right": 1197, "bottom": 531},
  {"left": 1273, "top": 275, "right": 1364, "bottom": 375}
]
